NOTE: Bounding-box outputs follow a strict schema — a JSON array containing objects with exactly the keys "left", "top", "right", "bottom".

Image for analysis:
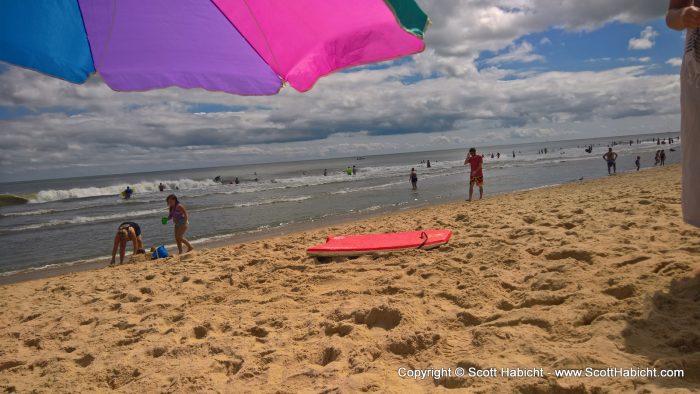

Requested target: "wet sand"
[{"left": 0, "top": 165, "right": 698, "bottom": 393}]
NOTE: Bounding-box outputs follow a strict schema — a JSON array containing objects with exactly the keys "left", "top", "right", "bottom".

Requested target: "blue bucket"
[{"left": 151, "top": 245, "right": 169, "bottom": 260}]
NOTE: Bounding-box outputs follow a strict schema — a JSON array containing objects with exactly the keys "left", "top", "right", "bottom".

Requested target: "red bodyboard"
[{"left": 307, "top": 229, "right": 452, "bottom": 257}]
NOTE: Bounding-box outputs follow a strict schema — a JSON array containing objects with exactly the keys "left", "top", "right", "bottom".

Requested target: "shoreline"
[
  {"left": 0, "top": 199, "right": 435, "bottom": 285},
  {"left": 0, "top": 166, "right": 666, "bottom": 286}
]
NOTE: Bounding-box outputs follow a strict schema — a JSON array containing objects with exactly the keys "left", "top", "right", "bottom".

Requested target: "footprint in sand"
[
  {"left": 353, "top": 306, "right": 402, "bottom": 330},
  {"left": 193, "top": 324, "right": 210, "bottom": 339},
  {"left": 387, "top": 332, "right": 440, "bottom": 356},
  {"left": 248, "top": 326, "right": 269, "bottom": 338},
  {"left": 456, "top": 311, "right": 483, "bottom": 327},
  {"left": 544, "top": 249, "right": 594, "bottom": 264},
  {"left": 75, "top": 354, "right": 94, "bottom": 367},
  {"left": 323, "top": 322, "right": 354, "bottom": 337},
  {"left": 603, "top": 284, "right": 636, "bottom": 300},
  {"left": 317, "top": 346, "right": 342, "bottom": 366}
]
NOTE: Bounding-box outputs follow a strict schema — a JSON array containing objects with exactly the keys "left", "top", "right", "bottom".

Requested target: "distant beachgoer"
[
  {"left": 660, "top": 150, "right": 667, "bottom": 166},
  {"left": 426, "top": 160, "right": 431, "bottom": 168},
  {"left": 110, "top": 222, "right": 145, "bottom": 265},
  {"left": 164, "top": 195, "right": 193, "bottom": 254},
  {"left": 668, "top": 0, "right": 700, "bottom": 227},
  {"left": 158, "top": 183, "right": 165, "bottom": 192},
  {"left": 655, "top": 150, "right": 661, "bottom": 166},
  {"left": 635, "top": 156, "right": 641, "bottom": 171},
  {"left": 491, "top": 153, "right": 495, "bottom": 159},
  {"left": 352, "top": 165, "right": 357, "bottom": 175},
  {"left": 496, "top": 152, "right": 500, "bottom": 159},
  {"left": 603, "top": 148, "right": 618, "bottom": 175},
  {"left": 512, "top": 151, "right": 515, "bottom": 158},
  {"left": 123, "top": 186, "right": 133, "bottom": 199},
  {"left": 410, "top": 168, "right": 418, "bottom": 190},
  {"left": 465, "top": 148, "right": 484, "bottom": 201},
  {"left": 323, "top": 169, "right": 327, "bottom": 176},
  {"left": 234, "top": 177, "right": 240, "bottom": 184},
  {"left": 346, "top": 166, "right": 352, "bottom": 175}
]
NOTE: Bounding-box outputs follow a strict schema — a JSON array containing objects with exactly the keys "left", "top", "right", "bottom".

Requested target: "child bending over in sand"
[
  {"left": 667, "top": 0, "right": 700, "bottom": 228},
  {"left": 165, "top": 195, "right": 194, "bottom": 254},
  {"left": 110, "top": 222, "right": 145, "bottom": 265}
]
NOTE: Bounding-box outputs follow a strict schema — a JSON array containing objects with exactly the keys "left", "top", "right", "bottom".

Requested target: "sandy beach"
[{"left": 0, "top": 164, "right": 698, "bottom": 393}]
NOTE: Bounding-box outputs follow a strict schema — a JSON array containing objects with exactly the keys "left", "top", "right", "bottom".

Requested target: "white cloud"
[
  {"left": 628, "top": 26, "right": 659, "bottom": 50},
  {"left": 585, "top": 56, "right": 651, "bottom": 64},
  {"left": 484, "top": 41, "right": 544, "bottom": 65},
  {"left": 666, "top": 57, "right": 683, "bottom": 67},
  {"left": 0, "top": 61, "right": 680, "bottom": 180},
  {"left": 421, "top": 0, "right": 665, "bottom": 59}
]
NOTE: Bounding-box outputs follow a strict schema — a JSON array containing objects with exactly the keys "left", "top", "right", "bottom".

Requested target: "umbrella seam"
[
  {"left": 240, "top": 0, "right": 284, "bottom": 81},
  {"left": 75, "top": 0, "right": 97, "bottom": 76},
  {"left": 93, "top": 0, "right": 118, "bottom": 71}
]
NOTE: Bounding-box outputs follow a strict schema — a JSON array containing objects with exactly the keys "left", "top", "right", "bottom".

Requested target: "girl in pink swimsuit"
[{"left": 165, "top": 194, "right": 193, "bottom": 254}]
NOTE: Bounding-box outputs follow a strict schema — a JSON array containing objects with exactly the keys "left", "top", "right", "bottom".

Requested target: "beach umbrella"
[{"left": 0, "top": 0, "right": 428, "bottom": 95}]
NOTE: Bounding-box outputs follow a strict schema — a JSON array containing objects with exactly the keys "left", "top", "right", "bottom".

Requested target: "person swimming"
[
  {"left": 110, "top": 222, "right": 145, "bottom": 265},
  {"left": 122, "top": 186, "right": 133, "bottom": 199}
]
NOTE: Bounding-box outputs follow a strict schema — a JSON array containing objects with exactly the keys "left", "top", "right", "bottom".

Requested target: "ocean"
[{"left": 0, "top": 132, "right": 681, "bottom": 280}]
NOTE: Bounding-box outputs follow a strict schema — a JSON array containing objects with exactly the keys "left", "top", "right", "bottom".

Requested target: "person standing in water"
[
  {"left": 635, "top": 156, "right": 641, "bottom": 171},
  {"left": 158, "top": 183, "right": 165, "bottom": 192},
  {"left": 660, "top": 149, "right": 667, "bottom": 166},
  {"left": 603, "top": 148, "right": 618, "bottom": 175},
  {"left": 323, "top": 169, "right": 327, "bottom": 176},
  {"left": 352, "top": 165, "right": 357, "bottom": 175},
  {"left": 465, "top": 147, "right": 484, "bottom": 201},
  {"left": 110, "top": 222, "right": 145, "bottom": 265},
  {"left": 164, "top": 195, "right": 193, "bottom": 254},
  {"left": 668, "top": 1, "right": 700, "bottom": 227},
  {"left": 409, "top": 168, "right": 418, "bottom": 190}
]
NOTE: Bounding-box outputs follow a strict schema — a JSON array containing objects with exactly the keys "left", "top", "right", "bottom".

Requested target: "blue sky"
[
  {"left": 0, "top": 1, "right": 686, "bottom": 181},
  {"left": 476, "top": 19, "right": 682, "bottom": 75}
]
